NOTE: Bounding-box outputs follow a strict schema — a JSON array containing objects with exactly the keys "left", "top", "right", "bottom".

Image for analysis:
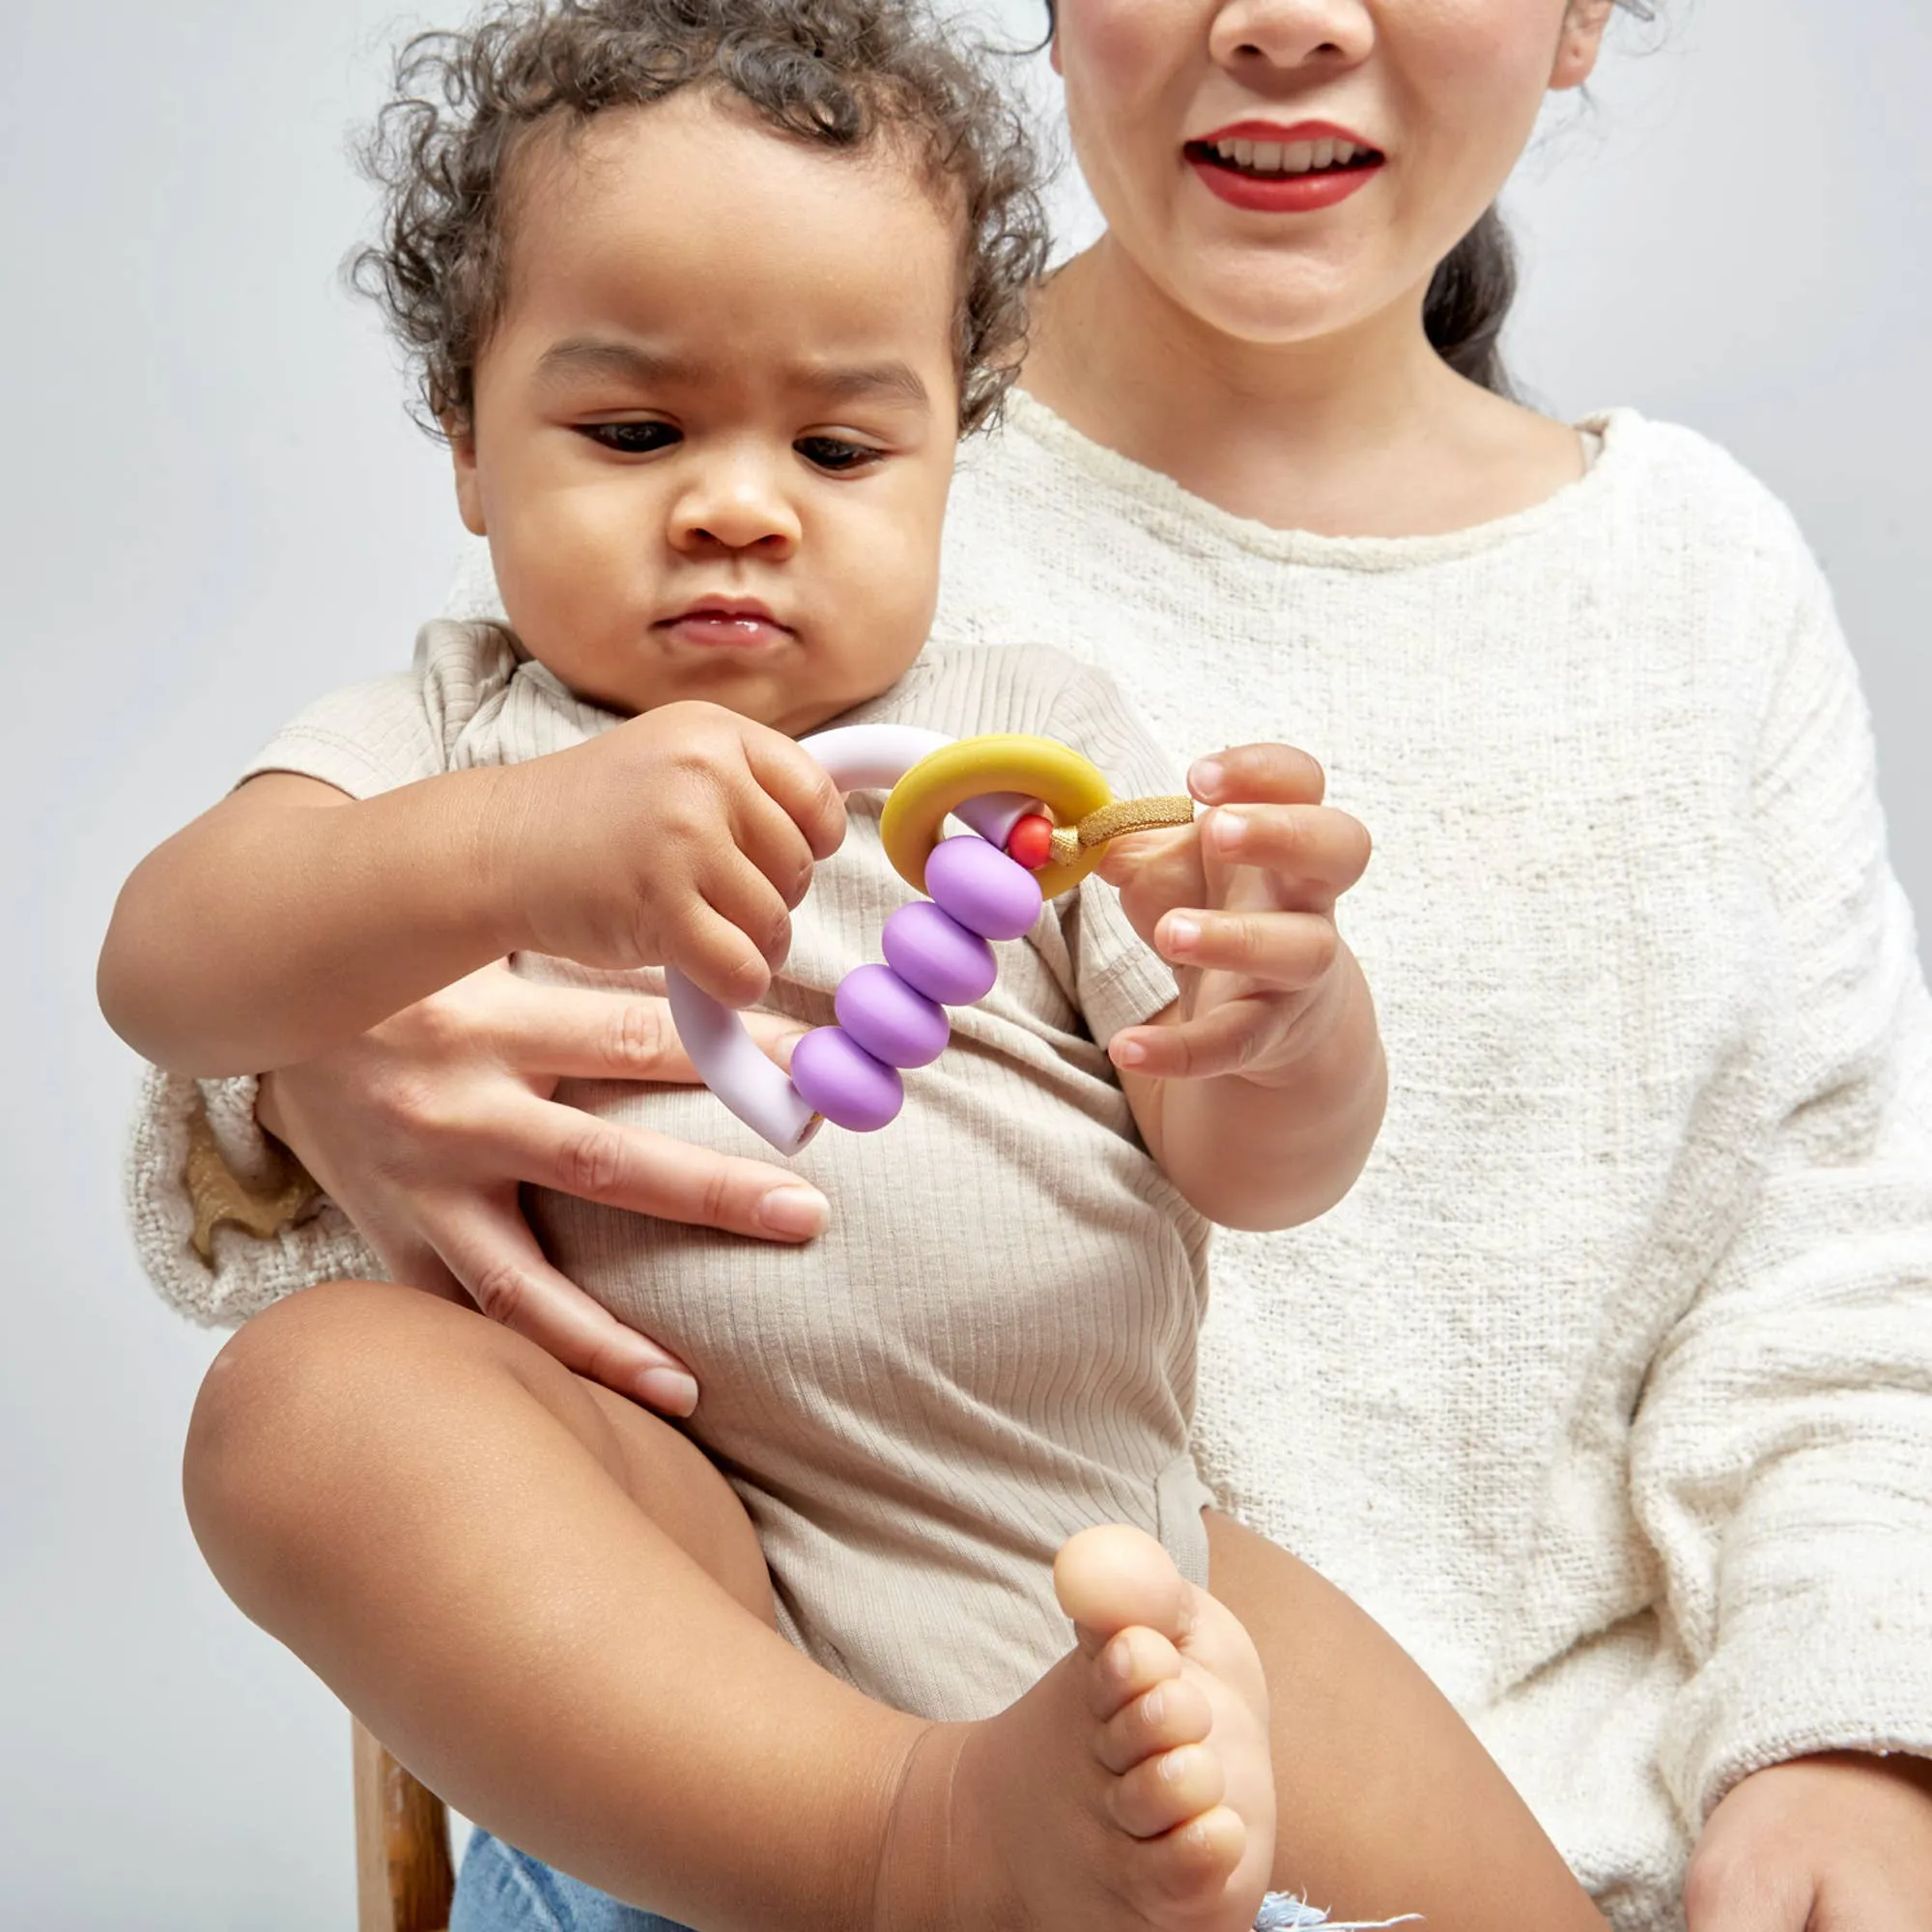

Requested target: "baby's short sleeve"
[{"left": 237, "top": 618, "right": 520, "bottom": 798}]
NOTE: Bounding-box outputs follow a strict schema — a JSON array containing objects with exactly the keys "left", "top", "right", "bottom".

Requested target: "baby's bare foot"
[{"left": 874, "top": 1524, "right": 1275, "bottom": 1932}]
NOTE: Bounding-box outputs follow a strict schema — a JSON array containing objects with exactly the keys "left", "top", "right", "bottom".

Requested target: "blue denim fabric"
[
  {"left": 451, "top": 1829, "right": 692, "bottom": 1932},
  {"left": 450, "top": 1830, "right": 1416, "bottom": 1932}
]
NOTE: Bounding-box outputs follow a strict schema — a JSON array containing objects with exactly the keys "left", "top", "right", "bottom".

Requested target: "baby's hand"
[
  {"left": 493, "top": 701, "right": 847, "bottom": 1005},
  {"left": 1099, "top": 744, "right": 1372, "bottom": 1087}
]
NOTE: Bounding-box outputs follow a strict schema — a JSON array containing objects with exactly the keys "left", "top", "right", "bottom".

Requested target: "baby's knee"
[{"left": 184, "top": 1280, "right": 424, "bottom": 1548}]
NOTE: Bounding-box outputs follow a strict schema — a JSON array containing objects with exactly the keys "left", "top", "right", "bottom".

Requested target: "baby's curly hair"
[{"left": 352, "top": 0, "right": 1050, "bottom": 438}]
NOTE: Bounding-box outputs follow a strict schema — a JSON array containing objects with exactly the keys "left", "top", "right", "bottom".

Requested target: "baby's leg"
[
  {"left": 194, "top": 1288, "right": 1257, "bottom": 1932},
  {"left": 185, "top": 1279, "right": 927, "bottom": 1928},
  {"left": 1206, "top": 1510, "right": 1606, "bottom": 1929},
  {"left": 187, "top": 1290, "right": 1592, "bottom": 1932}
]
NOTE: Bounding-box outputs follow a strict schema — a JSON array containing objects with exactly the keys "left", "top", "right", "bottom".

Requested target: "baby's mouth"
[{"left": 657, "top": 603, "right": 796, "bottom": 650}]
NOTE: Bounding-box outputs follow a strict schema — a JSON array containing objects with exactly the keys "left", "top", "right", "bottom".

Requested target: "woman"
[{"left": 139, "top": 0, "right": 1932, "bottom": 1924}]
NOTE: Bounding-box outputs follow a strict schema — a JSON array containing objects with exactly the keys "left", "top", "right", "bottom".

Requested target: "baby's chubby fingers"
[
  {"left": 1093, "top": 826, "right": 1205, "bottom": 948},
  {"left": 1111, "top": 995, "right": 1295, "bottom": 1082},
  {"left": 1200, "top": 802, "right": 1372, "bottom": 904},
  {"left": 740, "top": 723, "right": 849, "bottom": 862},
  {"left": 1156, "top": 906, "right": 1340, "bottom": 988},
  {"left": 1187, "top": 744, "right": 1326, "bottom": 810}
]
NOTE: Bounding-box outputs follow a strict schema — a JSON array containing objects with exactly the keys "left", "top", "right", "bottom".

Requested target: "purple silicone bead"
[
  {"left": 835, "top": 964, "right": 950, "bottom": 1069},
  {"left": 881, "top": 900, "right": 997, "bottom": 1007},
  {"left": 923, "top": 835, "right": 1043, "bottom": 942},
  {"left": 789, "top": 1027, "right": 904, "bottom": 1133}
]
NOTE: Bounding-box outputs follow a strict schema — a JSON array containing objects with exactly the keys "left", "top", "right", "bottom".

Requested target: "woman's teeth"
[{"left": 1210, "top": 136, "right": 1368, "bottom": 176}]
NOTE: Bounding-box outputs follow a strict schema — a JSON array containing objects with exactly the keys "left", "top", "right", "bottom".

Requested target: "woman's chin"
[{"left": 1165, "top": 260, "right": 1383, "bottom": 354}]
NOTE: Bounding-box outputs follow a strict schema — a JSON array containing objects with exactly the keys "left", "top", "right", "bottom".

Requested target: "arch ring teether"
[
  {"left": 880, "top": 733, "right": 1114, "bottom": 902},
  {"left": 665, "top": 724, "right": 1098, "bottom": 1155}
]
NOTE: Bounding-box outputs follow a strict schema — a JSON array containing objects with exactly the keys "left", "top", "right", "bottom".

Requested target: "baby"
[{"left": 102, "top": 5, "right": 1601, "bottom": 1930}]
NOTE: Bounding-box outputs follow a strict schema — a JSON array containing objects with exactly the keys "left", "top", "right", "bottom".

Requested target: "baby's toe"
[
  {"left": 1109, "top": 1741, "right": 1228, "bottom": 1840},
  {"left": 1055, "top": 1523, "right": 1192, "bottom": 1650},
  {"left": 1095, "top": 1671, "right": 1214, "bottom": 1774}
]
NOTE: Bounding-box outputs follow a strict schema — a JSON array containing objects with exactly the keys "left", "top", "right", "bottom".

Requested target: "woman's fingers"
[
  {"left": 482, "top": 974, "right": 806, "bottom": 1084},
  {"left": 486, "top": 1090, "right": 829, "bottom": 1242},
  {"left": 430, "top": 1191, "right": 702, "bottom": 1414}
]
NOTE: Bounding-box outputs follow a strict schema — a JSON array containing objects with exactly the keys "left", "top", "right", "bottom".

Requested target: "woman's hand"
[
  {"left": 1686, "top": 1751, "right": 1932, "bottom": 1929},
  {"left": 257, "top": 960, "right": 831, "bottom": 1417}
]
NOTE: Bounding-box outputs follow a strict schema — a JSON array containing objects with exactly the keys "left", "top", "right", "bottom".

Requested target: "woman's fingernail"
[
  {"left": 1164, "top": 915, "right": 1201, "bottom": 955},
  {"left": 1113, "top": 1036, "right": 1148, "bottom": 1068},
  {"left": 758, "top": 1184, "right": 828, "bottom": 1238},
  {"left": 776, "top": 1031, "right": 808, "bottom": 1071},
  {"left": 1188, "top": 759, "right": 1224, "bottom": 803},
  {"left": 636, "top": 1367, "right": 699, "bottom": 1416},
  {"left": 1208, "top": 809, "right": 1247, "bottom": 855}
]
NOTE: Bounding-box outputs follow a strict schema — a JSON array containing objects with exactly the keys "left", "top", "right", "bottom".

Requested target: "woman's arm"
[{"left": 1630, "top": 556, "right": 1932, "bottom": 1923}]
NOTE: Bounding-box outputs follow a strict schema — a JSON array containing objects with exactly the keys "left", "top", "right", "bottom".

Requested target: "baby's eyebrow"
[
  {"left": 533, "top": 337, "right": 684, "bottom": 388},
  {"left": 532, "top": 336, "right": 928, "bottom": 412},
  {"left": 805, "top": 359, "right": 930, "bottom": 412}
]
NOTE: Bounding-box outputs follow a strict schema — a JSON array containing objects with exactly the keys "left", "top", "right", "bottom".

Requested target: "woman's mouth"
[{"left": 1185, "top": 122, "right": 1384, "bottom": 213}]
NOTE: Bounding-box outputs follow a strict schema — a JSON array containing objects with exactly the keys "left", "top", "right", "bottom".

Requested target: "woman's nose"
[
  {"left": 1208, "top": 0, "right": 1375, "bottom": 74},
  {"left": 668, "top": 451, "right": 802, "bottom": 557}
]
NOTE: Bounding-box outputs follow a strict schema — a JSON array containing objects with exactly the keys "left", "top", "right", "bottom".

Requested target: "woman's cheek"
[{"left": 1055, "top": 0, "right": 1189, "bottom": 184}]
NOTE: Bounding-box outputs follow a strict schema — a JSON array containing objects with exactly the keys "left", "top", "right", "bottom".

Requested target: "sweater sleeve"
[{"left": 1632, "top": 553, "right": 1932, "bottom": 1821}]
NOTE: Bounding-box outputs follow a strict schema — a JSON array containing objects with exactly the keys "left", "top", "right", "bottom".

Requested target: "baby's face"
[{"left": 454, "top": 89, "right": 965, "bottom": 736}]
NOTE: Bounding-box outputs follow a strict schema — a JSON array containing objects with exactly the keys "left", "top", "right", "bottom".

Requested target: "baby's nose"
[{"left": 671, "top": 458, "right": 801, "bottom": 554}]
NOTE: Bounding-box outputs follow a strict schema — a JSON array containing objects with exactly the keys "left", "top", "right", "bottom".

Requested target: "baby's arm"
[
  {"left": 99, "top": 700, "right": 845, "bottom": 1077},
  {"left": 1104, "top": 743, "right": 1385, "bottom": 1231}
]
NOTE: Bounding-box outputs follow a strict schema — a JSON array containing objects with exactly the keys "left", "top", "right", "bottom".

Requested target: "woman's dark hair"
[
  {"left": 1039, "top": 0, "right": 1658, "bottom": 398},
  {"left": 354, "top": 0, "right": 1049, "bottom": 438}
]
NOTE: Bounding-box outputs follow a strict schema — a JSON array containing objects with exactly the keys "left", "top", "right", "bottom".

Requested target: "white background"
[{"left": 2, "top": 1, "right": 1924, "bottom": 1921}]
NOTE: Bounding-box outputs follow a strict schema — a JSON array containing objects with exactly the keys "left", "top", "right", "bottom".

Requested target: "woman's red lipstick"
[{"left": 1186, "top": 119, "right": 1384, "bottom": 214}]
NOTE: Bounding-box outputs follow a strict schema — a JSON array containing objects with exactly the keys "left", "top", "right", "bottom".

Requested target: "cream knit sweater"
[
  {"left": 927, "top": 399, "right": 1932, "bottom": 1927},
  {"left": 129, "top": 401, "right": 1932, "bottom": 1928}
]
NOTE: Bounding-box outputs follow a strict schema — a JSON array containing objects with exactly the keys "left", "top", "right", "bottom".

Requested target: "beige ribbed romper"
[{"left": 240, "top": 619, "right": 1214, "bottom": 1722}]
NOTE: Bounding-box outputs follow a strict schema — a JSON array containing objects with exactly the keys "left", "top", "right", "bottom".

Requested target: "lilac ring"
[{"left": 664, "top": 724, "right": 1041, "bottom": 1154}]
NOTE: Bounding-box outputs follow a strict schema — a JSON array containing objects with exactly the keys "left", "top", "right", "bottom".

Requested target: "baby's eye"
[
  {"left": 580, "top": 421, "right": 681, "bottom": 456},
  {"left": 795, "top": 436, "right": 882, "bottom": 474}
]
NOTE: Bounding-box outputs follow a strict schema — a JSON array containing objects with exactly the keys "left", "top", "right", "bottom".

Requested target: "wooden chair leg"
[{"left": 354, "top": 1718, "right": 458, "bottom": 1932}]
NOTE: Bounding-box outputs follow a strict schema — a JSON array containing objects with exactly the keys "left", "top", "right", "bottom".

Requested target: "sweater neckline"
[{"left": 995, "top": 387, "right": 1632, "bottom": 572}]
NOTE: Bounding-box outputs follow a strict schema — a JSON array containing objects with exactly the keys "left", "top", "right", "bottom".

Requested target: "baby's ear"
[{"left": 444, "top": 413, "right": 487, "bottom": 537}]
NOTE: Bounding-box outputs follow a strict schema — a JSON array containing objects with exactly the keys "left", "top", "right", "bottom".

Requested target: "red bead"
[{"left": 1006, "top": 813, "right": 1054, "bottom": 871}]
